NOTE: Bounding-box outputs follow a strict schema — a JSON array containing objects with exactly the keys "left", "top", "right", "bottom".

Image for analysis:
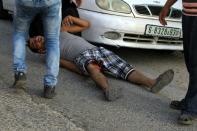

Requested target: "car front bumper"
[{"left": 79, "top": 9, "right": 183, "bottom": 50}]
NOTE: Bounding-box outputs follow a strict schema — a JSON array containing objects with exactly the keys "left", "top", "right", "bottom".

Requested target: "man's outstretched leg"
[
  {"left": 95, "top": 47, "right": 174, "bottom": 93},
  {"left": 127, "top": 69, "right": 174, "bottom": 93},
  {"left": 87, "top": 63, "right": 122, "bottom": 101}
]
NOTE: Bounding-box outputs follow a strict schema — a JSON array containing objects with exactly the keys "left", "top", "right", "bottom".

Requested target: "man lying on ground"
[{"left": 27, "top": 15, "right": 174, "bottom": 101}]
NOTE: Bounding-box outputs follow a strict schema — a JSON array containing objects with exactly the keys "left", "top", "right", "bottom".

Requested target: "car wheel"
[{"left": 0, "top": 0, "right": 10, "bottom": 19}]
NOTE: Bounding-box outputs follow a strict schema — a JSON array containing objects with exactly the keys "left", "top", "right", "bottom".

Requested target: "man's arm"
[
  {"left": 61, "top": 15, "right": 90, "bottom": 33},
  {"left": 159, "top": 0, "right": 177, "bottom": 25},
  {"left": 60, "top": 59, "right": 82, "bottom": 75}
]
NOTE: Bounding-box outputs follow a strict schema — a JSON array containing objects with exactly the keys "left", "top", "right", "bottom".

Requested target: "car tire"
[{"left": 0, "top": 0, "right": 10, "bottom": 19}]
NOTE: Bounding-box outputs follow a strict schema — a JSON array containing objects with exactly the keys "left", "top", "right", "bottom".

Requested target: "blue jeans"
[
  {"left": 181, "top": 14, "right": 197, "bottom": 115},
  {"left": 13, "top": 0, "right": 61, "bottom": 86}
]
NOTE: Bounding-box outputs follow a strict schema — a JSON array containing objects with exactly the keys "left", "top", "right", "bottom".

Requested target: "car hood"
[
  {"left": 79, "top": 0, "right": 182, "bottom": 16},
  {"left": 124, "top": 0, "right": 182, "bottom": 9}
]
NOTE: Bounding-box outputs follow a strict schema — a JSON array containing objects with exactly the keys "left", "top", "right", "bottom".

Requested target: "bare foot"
[{"left": 104, "top": 80, "right": 123, "bottom": 101}]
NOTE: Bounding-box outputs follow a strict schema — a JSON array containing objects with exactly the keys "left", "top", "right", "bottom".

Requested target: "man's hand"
[
  {"left": 159, "top": 6, "right": 170, "bottom": 26},
  {"left": 62, "top": 15, "right": 73, "bottom": 26},
  {"left": 159, "top": 0, "right": 177, "bottom": 26}
]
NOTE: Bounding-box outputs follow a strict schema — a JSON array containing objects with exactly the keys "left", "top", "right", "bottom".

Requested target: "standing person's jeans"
[
  {"left": 181, "top": 14, "right": 197, "bottom": 115},
  {"left": 13, "top": 0, "right": 61, "bottom": 86}
]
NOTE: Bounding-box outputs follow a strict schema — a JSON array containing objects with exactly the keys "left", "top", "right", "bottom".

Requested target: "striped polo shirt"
[{"left": 183, "top": 0, "right": 197, "bottom": 16}]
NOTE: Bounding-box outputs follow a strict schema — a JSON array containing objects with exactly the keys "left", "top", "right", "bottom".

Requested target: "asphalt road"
[{"left": 0, "top": 19, "right": 196, "bottom": 131}]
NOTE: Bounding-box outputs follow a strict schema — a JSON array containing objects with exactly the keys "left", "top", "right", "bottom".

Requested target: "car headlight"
[{"left": 96, "top": 0, "right": 131, "bottom": 14}]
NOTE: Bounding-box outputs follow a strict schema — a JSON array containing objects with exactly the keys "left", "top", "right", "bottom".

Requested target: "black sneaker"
[
  {"left": 12, "top": 72, "right": 26, "bottom": 90},
  {"left": 170, "top": 100, "right": 182, "bottom": 110},
  {"left": 43, "top": 85, "right": 56, "bottom": 99}
]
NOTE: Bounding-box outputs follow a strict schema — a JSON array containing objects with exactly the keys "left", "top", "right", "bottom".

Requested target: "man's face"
[{"left": 28, "top": 36, "right": 46, "bottom": 53}]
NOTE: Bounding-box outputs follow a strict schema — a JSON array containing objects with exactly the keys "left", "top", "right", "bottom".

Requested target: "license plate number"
[{"left": 145, "top": 25, "right": 181, "bottom": 38}]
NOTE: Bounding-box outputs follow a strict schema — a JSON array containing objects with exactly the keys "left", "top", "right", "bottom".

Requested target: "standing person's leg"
[
  {"left": 169, "top": 15, "right": 194, "bottom": 111},
  {"left": 13, "top": 4, "right": 36, "bottom": 89},
  {"left": 41, "top": 2, "right": 62, "bottom": 98},
  {"left": 171, "top": 20, "right": 191, "bottom": 110},
  {"left": 178, "top": 15, "right": 197, "bottom": 125}
]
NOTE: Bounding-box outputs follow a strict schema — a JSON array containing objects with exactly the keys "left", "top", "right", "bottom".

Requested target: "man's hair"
[{"left": 26, "top": 40, "right": 40, "bottom": 54}]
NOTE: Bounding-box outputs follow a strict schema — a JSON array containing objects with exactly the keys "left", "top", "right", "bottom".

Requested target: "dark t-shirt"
[
  {"left": 29, "top": 0, "right": 80, "bottom": 37},
  {"left": 29, "top": 14, "right": 43, "bottom": 37},
  {"left": 62, "top": 0, "right": 76, "bottom": 10},
  {"left": 62, "top": 0, "right": 79, "bottom": 18},
  {"left": 61, "top": 0, "right": 81, "bottom": 36}
]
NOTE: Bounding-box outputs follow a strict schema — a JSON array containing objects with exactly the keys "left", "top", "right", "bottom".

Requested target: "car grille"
[
  {"left": 134, "top": 5, "right": 182, "bottom": 19},
  {"left": 123, "top": 33, "right": 183, "bottom": 45}
]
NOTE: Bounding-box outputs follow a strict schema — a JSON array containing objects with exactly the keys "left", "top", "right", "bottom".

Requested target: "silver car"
[{"left": 0, "top": 0, "right": 183, "bottom": 50}]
